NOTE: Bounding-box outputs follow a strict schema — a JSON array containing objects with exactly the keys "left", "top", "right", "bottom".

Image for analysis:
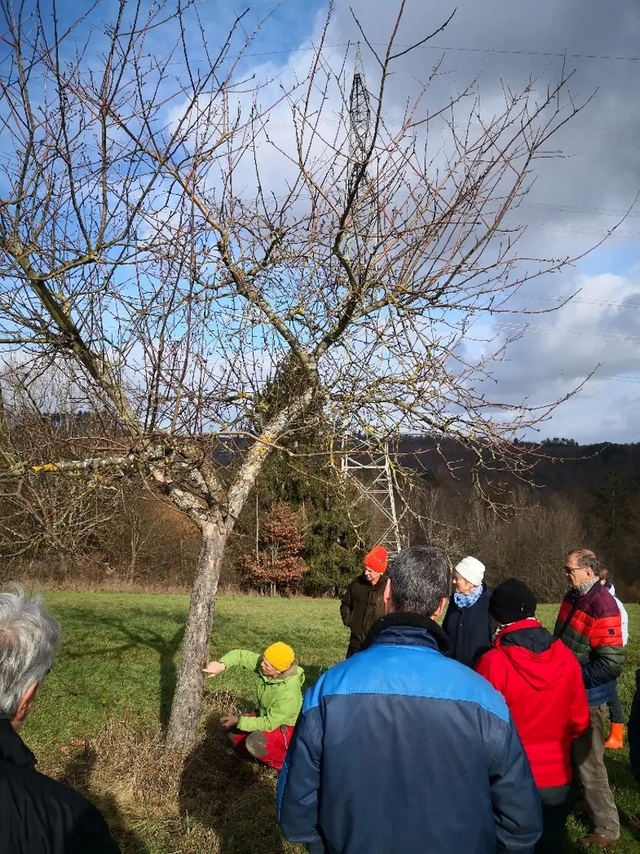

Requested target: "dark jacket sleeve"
[
  {"left": 340, "top": 584, "right": 353, "bottom": 628},
  {"left": 487, "top": 717, "right": 542, "bottom": 853},
  {"left": 277, "top": 705, "right": 324, "bottom": 849},
  {"left": 472, "top": 610, "right": 494, "bottom": 668},
  {"left": 629, "top": 668, "right": 640, "bottom": 785},
  {"left": 441, "top": 597, "right": 454, "bottom": 639},
  {"left": 69, "top": 802, "right": 120, "bottom": 854}
]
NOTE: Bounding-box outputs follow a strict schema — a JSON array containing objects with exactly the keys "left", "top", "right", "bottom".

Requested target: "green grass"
[{"left": 19, "top": 594, "right": 640, "bottom": 853}]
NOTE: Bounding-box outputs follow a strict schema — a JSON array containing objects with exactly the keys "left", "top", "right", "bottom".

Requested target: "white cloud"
[
  {"left": 328, "top": 0, "right": 640, "bottom": 440},
  {"left": 465, "top": 271, "right": 640, "bottom": 441}
]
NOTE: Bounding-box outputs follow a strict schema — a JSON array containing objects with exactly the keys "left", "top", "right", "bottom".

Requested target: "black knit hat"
[{"left": 489, "top": 579, "right": 537, "bottom": 625}]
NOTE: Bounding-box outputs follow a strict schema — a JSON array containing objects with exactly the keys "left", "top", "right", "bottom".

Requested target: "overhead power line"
[
  {"left": 238, "top": 42, "right": 640, "bottom": 64},
  {"left": 494, "top": 320, "right": 640, "bottom": 346}
]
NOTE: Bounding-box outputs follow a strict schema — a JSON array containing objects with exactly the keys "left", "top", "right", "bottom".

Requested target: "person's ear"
[
  {"left": 431, "top": 597, "right": 447, "bottom": 620},
  {"left": 10, "top": 683, "right": 38, "bottom": 730},
  {"left": 383, "top": 578, "right": 394, "bottom": 613}
]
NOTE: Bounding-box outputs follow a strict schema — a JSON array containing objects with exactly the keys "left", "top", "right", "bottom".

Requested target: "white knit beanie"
[{"left": 455, "top": 556, "right": 485, "bottom": 587}]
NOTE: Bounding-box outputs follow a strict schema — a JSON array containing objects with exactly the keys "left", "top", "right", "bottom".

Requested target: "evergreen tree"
[{"left": 591, "top": 470, "right": 634, "bottom": 573}]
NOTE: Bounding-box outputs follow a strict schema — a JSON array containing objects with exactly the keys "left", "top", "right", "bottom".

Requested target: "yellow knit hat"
[{"left": 263, "top": 642, "right": 295, "bottom": 672}]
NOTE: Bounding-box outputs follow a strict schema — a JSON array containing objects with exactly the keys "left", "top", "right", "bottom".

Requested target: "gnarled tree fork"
[{"left": 0, "top": 0, "right": 596, "bottom": 749}]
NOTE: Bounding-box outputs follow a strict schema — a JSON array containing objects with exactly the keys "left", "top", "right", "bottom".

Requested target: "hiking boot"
[
  {"left": 577, "top": 834, "right": 618, "bottom": 849},
  {"left": 245, "top": 731, "right": 268, "bottom": 760},
  {"left": 604, "top": 723, "right": 625, "bottom": 749}
]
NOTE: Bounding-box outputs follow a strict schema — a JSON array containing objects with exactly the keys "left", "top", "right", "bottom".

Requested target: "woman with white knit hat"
[{"left": 442, "top": 556, "right": 493, "bottom": 668}]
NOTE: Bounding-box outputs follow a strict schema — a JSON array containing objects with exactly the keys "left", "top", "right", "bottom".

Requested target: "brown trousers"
[{"left": 572, "top": 704, "right": 620, "bottom": 839}]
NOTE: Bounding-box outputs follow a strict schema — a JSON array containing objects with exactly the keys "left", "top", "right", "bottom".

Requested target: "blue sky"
[
  {"left": 237, "top": 0, "right": 640, "bottom": 443},
  {"left": 3, "top": 0, "right": 640, "bottom": 444}
]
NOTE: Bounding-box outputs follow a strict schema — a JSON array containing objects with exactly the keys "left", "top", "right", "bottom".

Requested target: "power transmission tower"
[
  {"left": 340, "top": 50, "right": 404, "bottom": 556},
  {"left": 340, "top": 438, "right": 405, "bottom": 556},
  {"left": 346, "top": 44, "right": 378, "bottom": 261},
  {"left": 348, "top": 44, "right": 371, "bottom": 202}
]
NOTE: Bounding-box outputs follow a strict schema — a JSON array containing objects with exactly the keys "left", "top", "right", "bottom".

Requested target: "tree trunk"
[
  {"left": 164, "top": 390, "right": 315, "bottom": 750},
  {"left": 165, "top": 513, "right": 229, "bottom": 749}
]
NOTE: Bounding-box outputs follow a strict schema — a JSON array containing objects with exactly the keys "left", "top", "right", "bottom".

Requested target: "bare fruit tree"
[
  {"left": 0, "top": 0, "right": 592, "bottom": 748},
  {"left": 0, "top": 366, "right": 123, "bottom": 568}
]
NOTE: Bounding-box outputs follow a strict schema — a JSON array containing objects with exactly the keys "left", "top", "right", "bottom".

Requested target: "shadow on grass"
[
  {"left": 606, "top": 750, "right": 639, "bottom": 791},
  {"left": 61, "top": 602, "right": 327, "bottom": 735},
  {"left": 59, "top": 744, "right": 151, "bottom": 854},
  {"left": 178, "top": 709, "right": 287, "bottom": 854},
  {"left": 300, "top": 664, "right": 324, "bottom": 689},
  {"left": 60, "top": 608, "right": 195, "bottom": 727},
  {"left": 606, "top": 752, "right": 640, "bottom": 842},
  {"left": 180, "top": 661, "right": 325, "bottom": 854}
]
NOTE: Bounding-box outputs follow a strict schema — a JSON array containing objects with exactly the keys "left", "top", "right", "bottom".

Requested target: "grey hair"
[
  {"left": 387, "top": 545, "right": 450, "bottom": 615},
  {"left": 568, "top": 549, "right": 600, "bottom": 576},
  {"left": 0, "top": 586, "right": 61, "bottom": 719}
]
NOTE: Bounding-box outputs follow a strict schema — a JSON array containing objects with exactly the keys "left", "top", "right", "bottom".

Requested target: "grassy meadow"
[{"left": 20, "top": 593, "right": 640, "bottom": 853}]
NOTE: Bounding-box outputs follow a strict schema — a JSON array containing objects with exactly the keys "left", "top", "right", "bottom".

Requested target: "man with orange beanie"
[
  {"left": 203, "top": 642, "right": 304, "bottom": 770},
  {"left": 340, "top": 545, "right": 388, "bottom": 658}
]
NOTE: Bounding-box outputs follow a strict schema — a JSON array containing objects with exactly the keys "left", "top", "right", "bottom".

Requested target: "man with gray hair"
[
  {"left": 0, "top": 587, "right": 119, "bottom": 853},
  {"left": 554, "top": 549, "right": 624, "bottom": 849},
  {"left": 278, "top": 545, "right": 542, "bottom": 854}
]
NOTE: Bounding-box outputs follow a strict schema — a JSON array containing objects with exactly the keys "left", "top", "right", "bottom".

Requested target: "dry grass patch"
[{"left": 40, "top": 695, "right": 297, "bottom": 854}]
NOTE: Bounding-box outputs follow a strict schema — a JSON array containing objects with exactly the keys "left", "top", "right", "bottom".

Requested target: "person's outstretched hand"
[
  {"left": 203, "top": 661, "right": 226, "bottom": 678},
  {"left": 220, "top": 715, "right": 238, "bottom": 729}
]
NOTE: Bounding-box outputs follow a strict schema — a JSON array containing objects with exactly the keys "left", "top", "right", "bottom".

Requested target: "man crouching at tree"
[{"left": 203, "top": 643, "right": 304, "bottom": 771}]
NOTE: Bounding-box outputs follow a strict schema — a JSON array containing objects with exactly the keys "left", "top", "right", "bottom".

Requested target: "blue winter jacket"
[{"left": 278, "top": 616, "right": 542, "bottom": 854}]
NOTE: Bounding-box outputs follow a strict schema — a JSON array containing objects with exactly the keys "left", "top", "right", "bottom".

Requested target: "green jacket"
[{"left": 220, "top": 649, "right": 305, "bottom": 732}]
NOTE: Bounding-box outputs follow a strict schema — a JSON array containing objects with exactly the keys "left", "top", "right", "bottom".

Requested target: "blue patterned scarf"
[{"left": 454, "top": 583, "right": 484, "bottom": 609}]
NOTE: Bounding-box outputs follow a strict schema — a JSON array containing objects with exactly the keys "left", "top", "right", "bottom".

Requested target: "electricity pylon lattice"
[
  {"left": 341, "top": 440, "right": 405, "bottom": 556},
  {"left": 346, "top": 44, "right": 378, "bottom": 263},
  {"left": 348, "top": 44, "right": 371, "bottom": 200}
]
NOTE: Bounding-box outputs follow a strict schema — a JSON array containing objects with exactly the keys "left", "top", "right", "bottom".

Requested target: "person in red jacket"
[{"left": 476, "top": 579, "right": 590, "bottom": 854}]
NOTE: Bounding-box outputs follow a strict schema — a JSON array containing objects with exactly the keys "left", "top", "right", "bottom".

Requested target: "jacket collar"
[
  {"left": 361, "top": 612, "right": 450, "bottom": 654},
  {"left": 495, "top": 620, "right": 554, "bottom": 653},
  {"left": 496, "top": 618, "right": 542, "bottom": 638},
  {"left": 571, "top": 579, "right": 602, "bottom": 604},
  {"left": 0, "top": 719, "right": 36, "bottom": 769}
]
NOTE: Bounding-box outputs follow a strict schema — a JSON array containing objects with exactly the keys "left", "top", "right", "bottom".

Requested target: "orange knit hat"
[{"left": 364, "top": 545, "right": 388, "bottom": 575}]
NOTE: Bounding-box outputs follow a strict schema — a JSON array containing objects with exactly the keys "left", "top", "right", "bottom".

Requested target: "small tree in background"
[{"left": 246, "top": 502, "right": 308, "bottom": 596}]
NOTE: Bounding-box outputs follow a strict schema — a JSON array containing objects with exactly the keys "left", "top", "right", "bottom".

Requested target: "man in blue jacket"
[{"left": 277, "top": 545, "right": 542, "bottom": 854}]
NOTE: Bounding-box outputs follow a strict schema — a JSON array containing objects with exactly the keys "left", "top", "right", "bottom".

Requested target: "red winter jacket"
[{"left": 475, "top": 619, "right": 589, "bottom": 789}]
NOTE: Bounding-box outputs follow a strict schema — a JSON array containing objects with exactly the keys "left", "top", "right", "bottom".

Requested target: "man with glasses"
[{"left": 554, "top": 549, "right": 624, "bottom": 849}]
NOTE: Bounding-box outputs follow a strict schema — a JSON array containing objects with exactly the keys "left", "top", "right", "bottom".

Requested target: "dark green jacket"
[{"left": 340, "top": 573, "right": 387, "bottom": 645}]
